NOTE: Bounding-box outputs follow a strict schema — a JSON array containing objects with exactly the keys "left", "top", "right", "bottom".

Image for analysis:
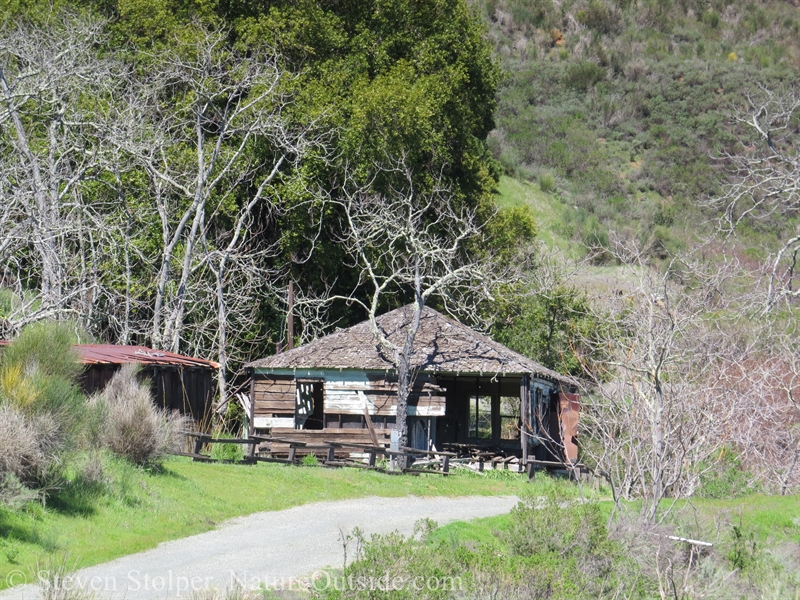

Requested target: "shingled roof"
[{"left": 247, "top": 305, "right": 572, "bottom": 383}]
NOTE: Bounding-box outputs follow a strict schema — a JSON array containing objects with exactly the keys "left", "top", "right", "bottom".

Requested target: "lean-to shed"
[
  {"left": 0, "top": 341, "right": 218, "bottom": 422},
  {"left": 245, "top": 305, "right": 579, "bottom": 462},
  {"left": 78, "top": 345, "right": 218, "bottom": 421}
]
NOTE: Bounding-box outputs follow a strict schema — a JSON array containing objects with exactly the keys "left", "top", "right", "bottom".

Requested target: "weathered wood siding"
[
  {"left": 252, "top": 374, "right": 295, "bottom": 416},
  {"left": 263, "top": 427, "right": 393, "bottom": 457},
  {"left": 251, "top": 370, "right": 446, "bottom": 423},
  {"left": 80, "top": 364, "right": 214, "bottom": 422},
  {"left": 323, "top": 372, "right": 445, "bottom": 417}
]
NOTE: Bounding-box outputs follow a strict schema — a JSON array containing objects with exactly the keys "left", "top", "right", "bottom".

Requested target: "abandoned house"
[
  {"left": 245, "top": 305, "right": 580, "bottom": 463},
  {"left": 0, "top": 341, "right": 218, "bottom": 422}
]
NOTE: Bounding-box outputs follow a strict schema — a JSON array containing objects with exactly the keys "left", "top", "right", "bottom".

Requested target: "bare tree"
[
  {"left": 0, "top": 14, "right": 123, "bottom": 332},
  {"left": 706, "top": 86, "right": 800, "bottom": 312},
  {"left": 107, "top": 27, "right": 327, "bottom": 400},
  {"left": 577, "top": 239, "right": 744, "bottom": 522},
  {"left": 310, "top": 159, "right": 505, "bottom": 449},
  {"left": 720, "top": 329, "right": 800, "bottom": 495}
]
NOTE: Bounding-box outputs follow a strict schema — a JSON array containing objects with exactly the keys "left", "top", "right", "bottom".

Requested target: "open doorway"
[{"left": 295, "top": 380, "right": 324, "bottom": 430}]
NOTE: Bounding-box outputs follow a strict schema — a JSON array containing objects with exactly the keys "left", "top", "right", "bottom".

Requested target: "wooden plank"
[
  {"left": 402, "top": 468, "right": 445, "bottom": 476},
  {"left": 253, "top": 417, "right": 294, "bottom": 429},
  {"left": 401, "top": 446, "right": 457, "bottom": 457},
  {"left": 364, "top": 405, "right": 379, "bottom": 447},
  {"left": 254, "top": 456, "right": 294, "bottom": 464}
]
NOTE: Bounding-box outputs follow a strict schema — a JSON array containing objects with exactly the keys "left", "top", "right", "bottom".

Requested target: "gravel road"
[{"left": 1, "top": 495, "right": 520, "bottom": 600}]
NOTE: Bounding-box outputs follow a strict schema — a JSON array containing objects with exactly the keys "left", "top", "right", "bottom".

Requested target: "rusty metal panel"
[
  {"left": 559, "top": 392, "right": 580, "bottom": 462},
  {"left": 75, "top": 344, "right": 218, "bottom": 369}
]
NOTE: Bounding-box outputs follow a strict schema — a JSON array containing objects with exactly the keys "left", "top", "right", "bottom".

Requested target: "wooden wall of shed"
[
  {"left": 251, "top": 371, "right": 446, "bottom": 424},
  {"left": 252, "top": 374, "right": 295, "bottom": 418},
  {"left": 79, "top": 364, "right": 214, "bottom": 423}
]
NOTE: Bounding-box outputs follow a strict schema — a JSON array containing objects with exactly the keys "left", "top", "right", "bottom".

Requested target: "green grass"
[
  {"left": 496, "top": 175, "right": 570, "bottom": 249},
  {"left": 675, "top": 494, "right": 800, "bottom": 545},
  {"left": 0, "top": 457, "right": 534, "bottom": 588},
  {"left": 431, "top": 491, "right": 800, "bottom": 552}
]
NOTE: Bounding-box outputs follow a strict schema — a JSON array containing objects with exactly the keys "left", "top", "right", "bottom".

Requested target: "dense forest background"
[{"left": 2, "top": 0, "right": 798, "bottom": 366}]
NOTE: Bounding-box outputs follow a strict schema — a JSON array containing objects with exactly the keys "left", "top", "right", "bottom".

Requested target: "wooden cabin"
[{"left": 245, "top": 306, "right": 579, "bottom": 462}]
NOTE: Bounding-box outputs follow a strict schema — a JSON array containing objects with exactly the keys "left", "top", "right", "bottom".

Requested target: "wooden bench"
[
  {"left": 180, "top": 432, "right": 262, "bottom": 463},
  {"left": 525, "top": 459, "right": 591, "bottom": 481},
  {"left": 399, "top": 447, "right": 456, "bottom": 476}
]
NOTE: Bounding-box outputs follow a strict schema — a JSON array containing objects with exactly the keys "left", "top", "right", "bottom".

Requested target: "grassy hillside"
[{"left": 481, "top": 0, "right": 800, "bottom": 260}]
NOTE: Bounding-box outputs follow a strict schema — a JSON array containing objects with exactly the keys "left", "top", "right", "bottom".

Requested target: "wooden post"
[
  {"left": 287, "top": 280, "right": 294, "bottom": 351},
  {"left": 326, "top": 444, "right": 335, "bottom": 463},
  {"left": 248, "top": 371, "right": 256, "bottom": 458},
  {"left": 520, "top": 375, "right": 530, "bottom": 466},
  {"left": 193, "top": 436, "right": 204, "bottom": 458},
  {"left": 363, "top": 405, "right": 379, "bottom": 447},
  {"left": 442, "top": 455, "right": 450, "bottom": 476}
]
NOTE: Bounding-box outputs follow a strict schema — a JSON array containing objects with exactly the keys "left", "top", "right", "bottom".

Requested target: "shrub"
[
  {"left": 698, "top": 448, "right": 756, "bottom": 498},
  {"left": 0, "top": 322, "right": 88, "bottom": 503},
  {"left": 563, "top": 61, "right": 606, "bottom": 91},
  {"left": 301, "top": 453, "right": 319, "bottom": 467},
  {"left": 577, "top": 0, "right": 623, "bottom": 34},
  {"left": 210, "top": 435, "right": 244, "bottom": 462},
  {"left": 0, "top": 321, "right": 81, "bottom": 383},
  {"left": 96, "top": 364, "right": 188, "bottom": 465},
  {"left": 539, "top": 172, "right": 556, "bottom": 193}
]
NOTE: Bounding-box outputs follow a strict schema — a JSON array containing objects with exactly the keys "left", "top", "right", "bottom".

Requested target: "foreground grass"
[
  {"left": 433, "top": 492, "right": 800, "bottom": 547},
  {"left": 0, "top": 457, "right": 534, "bottom": 588}
]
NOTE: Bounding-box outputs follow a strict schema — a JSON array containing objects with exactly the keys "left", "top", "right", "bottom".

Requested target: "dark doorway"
[{"left": 295, "top": 380, "right": 324, "bottom": 430}]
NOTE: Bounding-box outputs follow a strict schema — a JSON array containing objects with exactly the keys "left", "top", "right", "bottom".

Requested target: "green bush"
[
  {"left": 319, "top": 488, "right": 641, "bottom": 600},
  {"left": 539, "top": 172, "right": 556, "bottom": 193},
  {"left": 0, "top": 321, "right": 81, "bottom": 383},
  {"left": 210, "top": 432, "right": 245, "bottom": 462},
  {"left": 0, "top": 321, "right": 89, "bottom": 504},
  {"left": 698, "top": 448, "right": 756, "bottom": 499},
  {"left": 563, "top": 61, "right": 606, "bottom": 91},
  {"left": 301, "top": 453, "right": 319, "bottom": 467},
  {"left": 577, "top": 0, "right": 623, "bottom": 34}
]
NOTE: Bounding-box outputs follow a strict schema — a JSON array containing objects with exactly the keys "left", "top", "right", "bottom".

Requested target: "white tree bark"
[
  {"left": 308, "top": 157, "right": 506, "bottom": 449},
  {"left": 0, "top": 14, "right": 123, "bottom": 334}
]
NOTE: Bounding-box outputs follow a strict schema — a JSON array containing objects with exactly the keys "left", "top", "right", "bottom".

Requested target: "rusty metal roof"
[
  {"left": 247, "top": 305, "right": 573, "bottom": 384},
  {"left": 0, "top": 341, "right": 218, "bottom": 369},
  {"left": 76, "top": 345, "right": 219, "bottom": 369}
]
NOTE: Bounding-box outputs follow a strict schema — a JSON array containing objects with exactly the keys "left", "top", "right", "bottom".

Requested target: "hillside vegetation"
[{"left": 480, "top": 0, "right": 800, "bottom": 260}]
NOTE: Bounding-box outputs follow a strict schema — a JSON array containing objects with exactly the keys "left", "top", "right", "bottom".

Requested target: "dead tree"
[
  {"left": 316, "top": 159, "right": 503, "bottom": 449},
  {"left": 720, "top": 329, "right": 800, "bottom": 494},
  {"left": 705, "top": 86, "right": 800, "bottom": 312},
  {"left": 107, "top": 27, "right": 325, "bottom": 401},
  {"left": 0, "top": 14, "right": 123, "bottom": 332},
  {"left": 577, "top": 239, "right": 742, "bottom": 522}
]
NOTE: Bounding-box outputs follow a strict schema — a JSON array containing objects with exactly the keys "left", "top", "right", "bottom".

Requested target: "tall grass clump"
[
  {"left": 0, "top": 322, "right": 87, "bottom": 506},
  {"left": 94, "top": 364, "right": 188, "bottom": 465}
]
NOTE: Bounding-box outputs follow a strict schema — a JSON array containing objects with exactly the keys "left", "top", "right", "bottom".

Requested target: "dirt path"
[{"left": 1, "top": 495, "right": 519, "bottom": 599}]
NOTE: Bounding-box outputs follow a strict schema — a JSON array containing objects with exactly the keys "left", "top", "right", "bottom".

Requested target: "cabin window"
[
  {"left": 500, "top": 396, "right": 521, "bottom": 440},
  {"left": 295, "top": 380, "right": 324, "bottom": 430},
  {"left": 468, "top": 395, "right": 493, "bottom": 439}
]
